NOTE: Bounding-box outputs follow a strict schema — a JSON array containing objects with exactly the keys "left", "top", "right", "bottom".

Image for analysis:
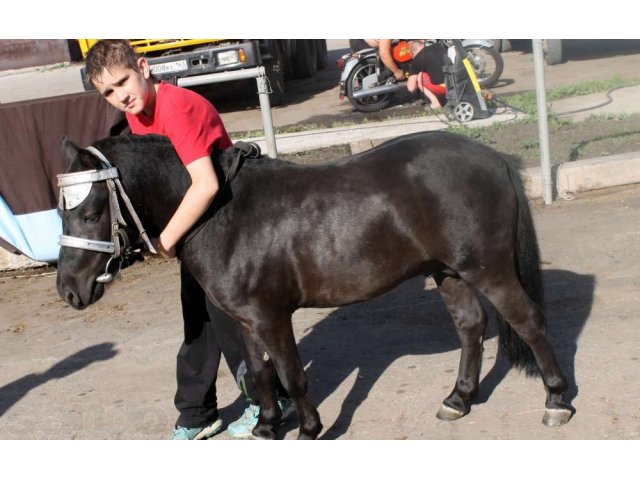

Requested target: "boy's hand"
[{"left": 151, "top": 238, "right": 176, "bottom": 258}]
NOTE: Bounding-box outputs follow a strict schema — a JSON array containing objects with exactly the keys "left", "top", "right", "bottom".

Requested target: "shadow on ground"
[{"left": 0, "top": 343, "right": 118, "bottom": 417}]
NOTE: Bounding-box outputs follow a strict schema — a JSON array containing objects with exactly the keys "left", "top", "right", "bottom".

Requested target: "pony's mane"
[{"left": 91, "top": 134, "right": 298, "bottom": 172}]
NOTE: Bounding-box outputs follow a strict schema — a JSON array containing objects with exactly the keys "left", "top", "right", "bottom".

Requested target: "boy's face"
[{"left": 92, "top": 58, "right": 154, "bottom": 115}]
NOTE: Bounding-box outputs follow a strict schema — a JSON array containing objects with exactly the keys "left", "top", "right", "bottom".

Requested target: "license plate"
[{"left": 150, "top": 60, "right": 188, "bottom": 75}]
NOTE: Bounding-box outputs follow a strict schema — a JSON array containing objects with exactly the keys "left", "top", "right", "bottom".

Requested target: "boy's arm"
[{"left": 154, "top": 155, "right": 219, "bottom": 257}]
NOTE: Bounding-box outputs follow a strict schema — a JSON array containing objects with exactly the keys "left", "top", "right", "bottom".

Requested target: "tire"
[
  {"left": 346, "top": 57, "right": 393, "bottom": 113},
  {"left": 453, "top": 101, "right": 476, "bottom": 122},
  {"left": 542, "top": 39, "right": 564, "bottom": 65},
  {"left": 293, "top": 39, "right": 318, "bottom": 79},
  {"left": 316, "top": 39, "right": 328, "bottom": 70},
  {"left": 465, "top": 45, "right": 504, "bottom": 88},
  {"left": 264, "top": 43, "right": 286, "bottom": 106}
]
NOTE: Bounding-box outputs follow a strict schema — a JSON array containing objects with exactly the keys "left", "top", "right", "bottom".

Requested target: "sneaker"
[
  {"left": 227, "top": 398, "right": 294, "bottom": 439},
  {"left": 170, "top": 417, "right": 224, "bottom": 440}
]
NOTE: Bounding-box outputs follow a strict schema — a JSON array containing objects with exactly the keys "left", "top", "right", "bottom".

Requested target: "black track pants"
[{"left": 173, "top": 263, "right": 287, "bottom": 428}]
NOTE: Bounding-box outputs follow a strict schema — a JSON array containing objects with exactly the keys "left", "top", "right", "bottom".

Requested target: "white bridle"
[{"left": 57, "top": 146, "right": 157, "bottom": 283}]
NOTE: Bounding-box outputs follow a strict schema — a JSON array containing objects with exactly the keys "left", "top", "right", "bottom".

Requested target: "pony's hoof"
[
  {"left": 252, "top": 424, "right": 277, "bottom": 439},
  {"left": 436, "top": 404, "right": 467, "bottom": 421},
  {"left": 542, "top": 408, "right": 574, "bottom": 427}
]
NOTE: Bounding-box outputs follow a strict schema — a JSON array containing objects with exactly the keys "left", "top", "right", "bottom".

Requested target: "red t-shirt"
[{"left": 126, "top": 82, "right": 232, "bottom": 166}]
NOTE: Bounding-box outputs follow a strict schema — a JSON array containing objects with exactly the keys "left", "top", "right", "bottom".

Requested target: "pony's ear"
[{"left": 62, "top": 136, "right": 80, "bottom": 161}]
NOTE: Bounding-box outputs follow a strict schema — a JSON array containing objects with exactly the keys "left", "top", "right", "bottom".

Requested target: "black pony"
[{"left": 56, "top": 131, "right": 574, "bottom": 439}]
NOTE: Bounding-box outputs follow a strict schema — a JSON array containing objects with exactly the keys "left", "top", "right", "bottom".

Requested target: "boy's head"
[
  {"left": 86, "top": 39, "right": 155, "bottom": 115},
  {"left": 86, "top": 40, "right": 141, "bottom": 85}
]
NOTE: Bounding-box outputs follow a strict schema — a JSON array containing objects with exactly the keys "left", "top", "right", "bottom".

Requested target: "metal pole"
[
  {"left": 255, "top": 67, "right": 278, "bottom": 158},
  {"left": 177, "top": 66, "right": 278, "bottom": 158},
  {"left": 532, "top": 39, "right": 554, "bottom": 205}
]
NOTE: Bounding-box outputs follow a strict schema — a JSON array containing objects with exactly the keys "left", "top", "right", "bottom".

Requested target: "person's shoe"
[
  {"left": 170, "top": 417, "right": 224, "bottom": 440},
  {"left": 226, "top": 398, "right": 294, "bottom": 439}
]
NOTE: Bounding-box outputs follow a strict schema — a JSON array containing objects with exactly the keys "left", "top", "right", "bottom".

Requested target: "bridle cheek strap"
[{"left": 85, "top": 146, "right": 156, "bottom": 256}]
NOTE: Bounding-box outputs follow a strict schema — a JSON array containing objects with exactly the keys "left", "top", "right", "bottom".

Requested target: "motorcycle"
[{"left": 338, "top": 39, "right": 503, "bottom": 113}]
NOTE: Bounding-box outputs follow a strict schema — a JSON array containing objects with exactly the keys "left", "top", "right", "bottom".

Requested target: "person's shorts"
[{"left": 419, "top": 72, "right": 447, "bottom": 96}]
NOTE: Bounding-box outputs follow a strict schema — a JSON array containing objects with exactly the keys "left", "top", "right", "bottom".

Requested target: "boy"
[{"left": 85, "top": 39, "right": 291, "bottom": 440}]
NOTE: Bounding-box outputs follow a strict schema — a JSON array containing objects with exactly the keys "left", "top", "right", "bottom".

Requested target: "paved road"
[{"left": 2, "top": 39, "right": 640, "bottom": 134}]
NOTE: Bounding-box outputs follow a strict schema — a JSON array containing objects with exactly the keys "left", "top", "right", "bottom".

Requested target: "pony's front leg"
[
  {"left": 240, "top": 330, "right": 281, "bottom": 439},
  {"left": 248, "top": 314, "right": 323, "bottom": 439}
]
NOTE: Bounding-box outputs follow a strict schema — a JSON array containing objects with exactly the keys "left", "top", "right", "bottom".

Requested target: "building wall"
[{"left": 0, "top": 40, "right": 78, "bottom": 71}]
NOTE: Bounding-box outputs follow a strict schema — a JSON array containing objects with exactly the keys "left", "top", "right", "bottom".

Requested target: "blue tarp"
[
  {"left": 0, "top": 195, "right": 61, "bottom": 262},
  {"left": 0, "top": 90, "right": 123, "bottom": 265}
]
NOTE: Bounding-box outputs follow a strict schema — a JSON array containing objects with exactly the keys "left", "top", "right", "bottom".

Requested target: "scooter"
[{"left": 337, "top": 39, "right": 502, "bottom": 114}]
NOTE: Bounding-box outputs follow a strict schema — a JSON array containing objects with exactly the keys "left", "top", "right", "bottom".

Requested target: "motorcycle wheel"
[
  {"left": 465, "top": 45, "right": 504, "bottom": 88},
  {"left": 346, "top": 57, "right": 393, "bottom": 113}
]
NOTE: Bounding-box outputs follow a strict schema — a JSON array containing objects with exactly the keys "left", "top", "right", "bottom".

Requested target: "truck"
[{"left": 78, "top": 39, "right": 328, "bottom": 105}]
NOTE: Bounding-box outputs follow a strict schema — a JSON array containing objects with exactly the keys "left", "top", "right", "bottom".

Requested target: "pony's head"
[{"left": 56, "top": 137, "right": 146, "bottom": 309}]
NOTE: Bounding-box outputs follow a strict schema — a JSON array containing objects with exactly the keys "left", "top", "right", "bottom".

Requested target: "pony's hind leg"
[
  {"left": 433, "top": 272, "right": 487, "bottom": 421},
  {"left": 468, "top": 270, "right": 574, "bottom": 426}
]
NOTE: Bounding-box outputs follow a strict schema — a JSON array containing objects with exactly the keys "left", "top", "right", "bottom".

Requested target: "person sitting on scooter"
[
  {"left": 407, "top": 40, "right": 447, "bottom": 108},
  {"left": 349, "top": 39, "right": 405, "bottom": 82}
]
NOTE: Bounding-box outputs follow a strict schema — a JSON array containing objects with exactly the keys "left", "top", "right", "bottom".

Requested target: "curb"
[
  {"left": 242, "top": 110, "right": 526, "bottom": 155},
  {"left": 0, "top": 62, "right": 73, "bottom": 79},
  {"left": 525, "top": 150, "right": 640, "bottom": 199}
]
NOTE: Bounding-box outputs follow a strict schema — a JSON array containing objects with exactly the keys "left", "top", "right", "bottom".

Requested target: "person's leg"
[
  {"left": 419, "top": 72, "right": 443, "bottom": 108},
  {"left": 172, "top": 262, "right": 223, "bottom": 438}
]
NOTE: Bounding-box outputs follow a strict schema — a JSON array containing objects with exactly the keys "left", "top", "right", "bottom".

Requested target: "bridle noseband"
[{"left": 57, "top": 146, "right": 157, "bottom": 283}]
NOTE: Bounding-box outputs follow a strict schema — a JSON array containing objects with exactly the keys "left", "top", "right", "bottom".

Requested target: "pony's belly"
[{"left": 298, "top": 258, "right": 426, "bottom": 308}]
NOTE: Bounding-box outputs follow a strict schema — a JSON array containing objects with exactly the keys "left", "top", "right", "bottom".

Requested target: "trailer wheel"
[
  {"left": 542, "top": 39, "right": 564, "bottom": 65},
  {"left": 293, "top": 40, "right": 318, "bottom": 79},
  {"left": 316, "top": 40, "right": 328, "bottom": 70}
]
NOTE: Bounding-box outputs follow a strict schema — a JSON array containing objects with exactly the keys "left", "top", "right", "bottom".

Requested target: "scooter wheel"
[{"left": 454, "top": 102, "right": 475, "bottom": 122}]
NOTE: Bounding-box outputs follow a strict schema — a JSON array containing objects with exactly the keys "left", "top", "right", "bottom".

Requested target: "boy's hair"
[{"left": 85, "top": 39, "right": 141, "bottom": 85}]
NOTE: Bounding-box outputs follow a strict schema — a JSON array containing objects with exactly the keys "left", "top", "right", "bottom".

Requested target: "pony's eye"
[{"left": 84, "top": 213, "right": 100, "bottom": 224}]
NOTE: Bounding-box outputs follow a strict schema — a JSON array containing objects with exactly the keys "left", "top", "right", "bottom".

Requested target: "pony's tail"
[{"left": 496, "top": 160, "right": 544, "bottom": 377}]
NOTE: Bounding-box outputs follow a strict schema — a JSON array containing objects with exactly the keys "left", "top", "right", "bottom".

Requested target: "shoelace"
[{"left": 243, "top": 405, "right": 260, "bottom": 419}]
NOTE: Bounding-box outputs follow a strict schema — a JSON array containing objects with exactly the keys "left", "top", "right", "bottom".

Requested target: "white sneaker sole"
[{"left": 194, "top": 417, "right": 224, "bottom": 440}]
